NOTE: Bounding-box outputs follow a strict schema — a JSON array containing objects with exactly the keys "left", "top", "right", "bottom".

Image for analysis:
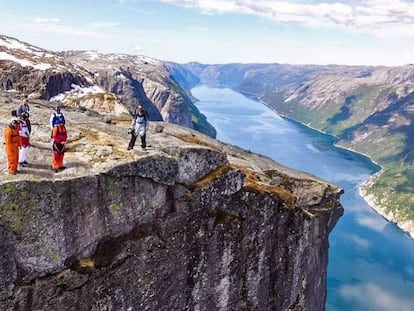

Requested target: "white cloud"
[
  {"left": 357, "top": 215, "right": 387, "bottom": 232},
  {"left": 132, "top": 46, "right": 143, "bottom": 53},
  {"left": 348, "top": 234, "right": 371, "bottom": 248},
  {"left": 87, "top": 22, "right": 121, "bottom": 29},
  {"left": 34, "top": 17, "right": 60, "bottom": 24},
  {"left": 160, "top": 0, "right": 414, "bottom": 31},
  {"left": 339, "top": 283, "right": 414, "bottom": 311},
  {"left": 31, "top": 18, "right": 106, "bottom": 38}
]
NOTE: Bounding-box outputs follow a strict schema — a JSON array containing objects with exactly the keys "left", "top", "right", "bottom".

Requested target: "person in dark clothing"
[
  {"left": 17, "top": 99, "right": 31, "bottom": 117},
  {"left": 128, "top": 105, "right": 149, "bottom": 150},
  {"left": 17, "top": 99, "right": 31, "bottom": 134}
]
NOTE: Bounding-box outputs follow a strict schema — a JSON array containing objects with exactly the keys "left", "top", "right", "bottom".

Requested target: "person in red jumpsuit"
[{"left": 51, "top": 116, "right": 67, "bottom": 173}]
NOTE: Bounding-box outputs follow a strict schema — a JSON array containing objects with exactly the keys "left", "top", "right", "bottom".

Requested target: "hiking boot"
[
  {"left": 127, "top": 146, "right": 133, "bottom": 150},
  {"left": 23, "top": 161, "right": 29, "bottom": 165}
]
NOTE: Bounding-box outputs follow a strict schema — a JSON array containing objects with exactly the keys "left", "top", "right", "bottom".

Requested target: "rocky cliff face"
[
  {"left": 0, "top": 43, "right": 92, "bottom": 99},
  {"left": 0, "top": 35, "right": 215, "bottom": 137},
  {"left": 0, "top": 93, "right": 343, "bottom": 311},
  {"left": 61, "top": 51, "right": 216, "bottom": 138}
]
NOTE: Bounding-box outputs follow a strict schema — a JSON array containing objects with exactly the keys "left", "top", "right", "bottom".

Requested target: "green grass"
[
  {"left": 350, "top": 131, "right": 406, "bottom": 164},
  {"left": 364, "top": 166, "right": 414, "bottom": 220},
  {"left": 267, "top": 85, "right": 384, "bottom": 136},
  {"left": 238, "top": 77, "right": 414, "bottom": 225}
]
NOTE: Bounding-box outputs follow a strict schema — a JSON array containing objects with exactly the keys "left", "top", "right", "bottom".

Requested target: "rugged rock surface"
[
  {"left": 0, "top": 93, "right": 343, "bottom": 311},
  {"left": 62, "top": 51, "right": 216, "bottom": 138},
  {"left": 0, "top": 35, "right": 215, "bottom": 137}
]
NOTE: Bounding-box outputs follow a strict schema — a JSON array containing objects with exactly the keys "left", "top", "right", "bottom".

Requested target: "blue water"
[{"left": 191, "top": 85, "right": 414, "bottom": 311}]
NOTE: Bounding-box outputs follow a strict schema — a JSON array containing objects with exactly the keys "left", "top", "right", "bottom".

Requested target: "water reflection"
[{"left": 191, "top": 85, "right": 414, "bottom": 311}]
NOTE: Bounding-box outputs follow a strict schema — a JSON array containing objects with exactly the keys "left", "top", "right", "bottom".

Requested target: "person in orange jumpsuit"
[
  {"left": 51, "top": 116, "right": 67, "bottom": 173},
  {"left": 4, "top": 118, "right": 20, "bottom": 174}
]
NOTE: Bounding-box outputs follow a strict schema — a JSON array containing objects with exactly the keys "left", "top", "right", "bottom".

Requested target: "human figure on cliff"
[
  {"left": 4, "top": 118, "right": 20, "bottom": 175},
  {"left": 127, "top": 104, "right": 149, "bottom": 150},
  {"left": 18, "top": 112, "right": 31, "bottom": 167},
  {"left": 17, "top": 98, "right": 31, "bottom": 133},
  {"left": 50, "top": 106, "right": 65, "bottom": 131},
  {"left": 50, "top": 105, "right": 65, "bottom": 150},
  {"left": 51, "top": 116, "right": 67, "bottom": 173}
]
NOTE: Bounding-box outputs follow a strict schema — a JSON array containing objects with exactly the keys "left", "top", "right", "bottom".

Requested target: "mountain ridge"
[{"left": 0, "top": 34, "right": 216, "bottom": 138}]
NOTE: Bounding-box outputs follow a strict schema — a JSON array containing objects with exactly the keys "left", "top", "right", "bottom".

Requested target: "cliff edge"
[{"left": 0, "top": 96, "right": 343, "bottom": 311}]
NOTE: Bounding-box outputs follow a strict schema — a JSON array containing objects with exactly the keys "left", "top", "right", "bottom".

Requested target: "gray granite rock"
[{"left": 0, "top": 94, "right": 343, "bottom": 311}]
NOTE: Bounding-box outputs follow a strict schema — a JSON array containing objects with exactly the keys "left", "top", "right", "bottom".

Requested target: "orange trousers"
[
  {"left": 6, "top": 146, "right": 19, "bottom": 173},
  {"left": 52, "top": 151, "right": 65, "bottom": 170}
]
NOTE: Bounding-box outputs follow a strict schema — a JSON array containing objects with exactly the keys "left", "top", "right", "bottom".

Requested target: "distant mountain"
[
  {"left": 173, "top": 62, "right": 414, "bottom": 237},
  {"left": 0, "top": 35, "right": 215, "bottom": 137}
]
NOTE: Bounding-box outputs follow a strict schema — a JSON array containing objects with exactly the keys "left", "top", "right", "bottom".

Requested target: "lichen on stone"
[{"left": 108, "top": 203, "right": 122, "bottom": 219}]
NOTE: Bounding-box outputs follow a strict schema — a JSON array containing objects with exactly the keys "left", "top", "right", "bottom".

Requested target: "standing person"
[
  {"left": 50, "top": 106, "right": 65, "bottom": 149},
  {"left": 17, "top": 99, "right": 31, "bottom": 133},
  {"left": 4, "top": 118, "right": 20, "bottom": 175},
  {"left": 127, "top": 104, "right": 149, "bottom": 150},
  {"left": 50, "top": 106, "right": 65, "bottom": 131},
  {"left": 51, "top": 116, "right": 67, "bottom": 173},
  {"left": 17, "top": 99, "right": 31, "bottom": 116},
  {"left": 18, "top": 112, "right": 30, "bottom": 167}
]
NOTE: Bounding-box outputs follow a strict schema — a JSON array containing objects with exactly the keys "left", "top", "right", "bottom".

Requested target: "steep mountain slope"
[
  {"left": 176, "top": 62, "right": 414, "bottom": 237},
  {"left": 0, "top": 35, "right": 215, "bottom": 137},
  {"left": 0, "top": 35, "right": 129, "bottom": 116}
]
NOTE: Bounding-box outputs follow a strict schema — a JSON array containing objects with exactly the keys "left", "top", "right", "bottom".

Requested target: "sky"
[{"left": 2, "top": 0, "right": 414, "bottom": 66}]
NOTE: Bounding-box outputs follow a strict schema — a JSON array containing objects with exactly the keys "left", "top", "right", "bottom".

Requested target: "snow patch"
[
  {"left": 84, "top": 51, "right": 100, "bottom": 60},
  {"left": 32, "top": 51, "right": 55, "bottom": 58},
  {"left": 33, "top": 63, "right": 52, "bottom": 70},
  {"left": 50, "top": 84, "right": 106, "bottom": 102},
  {"left": 135, "top": 55, "right": 160, "bottom": 65},
  {"left": 284, "top": 93, "right": 298, "bottom": 102},
  {"left": 0, "top": 51, "right": 52, "bottom": 70},
  {"left": 0, "top": 36, "right": 41, "bottom": 53},
  {"left": 116, "top": 72, "right": 128, "bottom": 80},
  {"left": 85, "top": 76, "right": 94, "bottom": 84},
  {"left": 0, "top": 51, "right": 34, "bottom": 66}
]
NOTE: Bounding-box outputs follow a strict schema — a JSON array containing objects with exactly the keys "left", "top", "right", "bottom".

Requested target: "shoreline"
[
  {"left": 359, "top": 172, "right": 414, "bottom": 240},
  {"left": 254, "top": 94, "right": 414, "bottom": 240}
]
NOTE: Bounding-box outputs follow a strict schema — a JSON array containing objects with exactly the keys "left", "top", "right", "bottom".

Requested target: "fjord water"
[{"left": 191, "top": 86, "right": 414, "bottom": 311}]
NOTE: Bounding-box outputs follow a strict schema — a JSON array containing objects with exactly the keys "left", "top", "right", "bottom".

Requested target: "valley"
[{"left": 174, "top": 62, "right": 414, "bottom": 238}]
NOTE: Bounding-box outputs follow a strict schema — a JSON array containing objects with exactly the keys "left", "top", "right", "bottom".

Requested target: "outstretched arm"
[{"left": 50, "top": 114, "right": 54, "bottom": 129}]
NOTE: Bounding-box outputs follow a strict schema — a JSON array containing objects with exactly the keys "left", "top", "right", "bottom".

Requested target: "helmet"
[{"left": 10, "top": 118, "right": 19, "bottom": 127}]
